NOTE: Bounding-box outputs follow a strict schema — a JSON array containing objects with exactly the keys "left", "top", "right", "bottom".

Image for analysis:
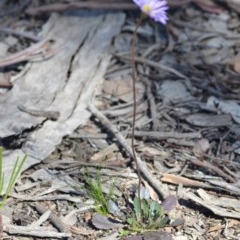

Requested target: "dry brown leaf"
[
  {"left": 102, "top": 76, "right": 144, "bottom": 102},
  {"left": 194, "top": 0, "right": 223, "bottom": 13},
  {"left": 193, "top": 139, "right": 210, "bottom": 157},
  {"left": 92, "top": 214, "right": 123, "bottom": 230},
  {"left": 207, "top": 223, "right": 223, "bottom": 233},
  {"left": 70, "top": 225, "right": 95, "bottom": 235},
  {"left": 161, "top": 173, "right": 211, "bottom": 188},
  {"left": 91, "top": 144, "right": 118, "bottom": 161},
  {"left": 231, "top": 52, "right": 240, "bottom": 73},
  {"left": 142, "top": 179, "right": 159, "bottom": 201},
  {"left": 137, "top": 145, "right": 169, "bottom": 157}
]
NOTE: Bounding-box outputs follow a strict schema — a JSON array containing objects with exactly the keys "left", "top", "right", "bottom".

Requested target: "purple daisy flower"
[{"left": 132, "top": 0, "right": 169, "bottom": 24}]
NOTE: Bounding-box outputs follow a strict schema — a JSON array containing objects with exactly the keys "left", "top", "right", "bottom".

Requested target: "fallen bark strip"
[
  {"left": 161, "top": 173, "right": 212, "bottom": 188},
  {"left": 0, "top": 27, "right": 41, "bottom": 42},
  {"left": 133, "top": 130, "right": 201, "bottom": 139},
  {"left": 88, "top": 103, "right": 169, "bottom": 199},
  {"left": 0, "top": 39, "right": 56, "bottom": 68},
  {"left": 18, "top": 104, "right": 60, "bottom": 120},
  {"left": 69, "top": 130, "right": 200, "bottom": 140},
  {"left": 3, "top": 225, "right": 71, "bottom": 238},
  {"left": 11, "top": 193, "right": 83, "bottom": 203},
  {"left": 32, "top": 204, "right": 67, "bottom": 233},
  {"left": 0, "top": 12, "right": 125, "bottom": 196}
]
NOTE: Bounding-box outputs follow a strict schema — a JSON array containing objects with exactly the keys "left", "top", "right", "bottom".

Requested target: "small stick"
[
  {"left": 0, "top": 39, "right": 55, "bottom": 68},
  {"left": 69, "top": 130, "right": 200, "bottom": 140},
  {"left": 133, "top": 130, "right": 201, "bottom": 139},
  {"left": 26, "top": 2, "right": 137, "bottom": 16},
  {"left": 3, "top": 224, "right": 71, "bottom": 238},
  {"left": 18, "top": 105, "right": 60, "bottom": 121},
  {"left": 0, "top": 27, "right": 41, "bottom": 42},
  {"left": 30, "top": 204, "right": 67, "bottom": 233},
  {"left": 146, "top": 80, "right": 159, "bottom": 130},
  {"left": 116, "top": 54, "right": 189, "bottom": 81},
  {"left": 190, "top": 158, "right": 236, "bottom": 183},
  {"left": 88, "top": 103, "right": 167, "bottom": 198}
]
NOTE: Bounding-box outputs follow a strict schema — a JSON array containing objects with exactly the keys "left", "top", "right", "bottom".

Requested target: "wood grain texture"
[{"left": 0, "top": 11, "right": 125, "bottom": 193}]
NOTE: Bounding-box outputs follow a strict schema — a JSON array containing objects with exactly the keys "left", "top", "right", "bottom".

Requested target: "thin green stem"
[{"left": 0, "top": 148, "right": 27, "bottom": 209}]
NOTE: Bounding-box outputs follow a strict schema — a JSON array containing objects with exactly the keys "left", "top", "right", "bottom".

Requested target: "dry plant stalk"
[
  {"left": 130, "top": 0, "right": 169, "bottom": 223},
  {"left": 131, "top": 19, "right": 143, "bottom": 222}
]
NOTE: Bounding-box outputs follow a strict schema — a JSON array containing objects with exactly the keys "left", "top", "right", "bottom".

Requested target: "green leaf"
[
  {"left": 155, "top": 216, "right": 169, "bottom": 228},
  {"left": 133, "top": 197, "right": 141, "bottom": 221},
  {"left": 150, "top": 201, "right": 163, "bottom": 219},
  {"left": 127, "top": 217, "right": 135, "bottom": 225},
  {"left": 141, "top": 199, "right": 149, "bottom": 221},
  {"left": 0, "top": 147, "right": 26, "bottom": 209},
  {"left": 85, "top": 171, "right": 109, "bottom": 216},
  {"left": 118, "top": 229, "right": 130, "bottom": 237}
]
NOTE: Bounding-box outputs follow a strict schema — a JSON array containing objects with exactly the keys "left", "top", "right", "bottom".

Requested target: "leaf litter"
[{"left": 0, "top": 0, "right": 240, "bottom": 239}]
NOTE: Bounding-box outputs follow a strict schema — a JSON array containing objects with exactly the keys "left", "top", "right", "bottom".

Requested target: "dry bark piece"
[
  {"left": 0, "top": 12, "right": 125, "bottom": 194},
  {"left": 0, "top": 39, "right": 57, "bottom": 68},
  {"left": 186, "top": 189, "right": 240, "bottom": 219},
  {"left": 207, "top": 97, "right": 240, "bottom": 124},
  {"left": 143, "top": 231, "right": 173, "bottom": 240},
  {"left": 161, "top": 173, "right": 212, "bottom": 188},
  {"left": 92, "top": 214, "right": 123, "bottom": 230},
  {"left": 133, "top": 131, "right": 201, "bottom": 140},
  {"left": 190, "top": 158, "right": 236, "bottom": 183},
  {"left": 186, "top": 113, "right": 232, "bottom": 127},
  {"left": 102, "top": 76, "right": 144, "bottom": 103},
  {"left": 231, "top": 52, "right": 240, "bottom": 73},
  {"left": 18, "top": 104, "right": 60, "bottom": 120},
  {"left": 160, "top": 80, "right": 194, "bottom": 104},
  {"left": 3, "top": 225, "right": 71, "bottom": 238},
  {"left": 32, "top": 204, "right": 67, "bottom": 233},
  {"left": 193, "top": 139, "right": 210, "bottom": 157}
]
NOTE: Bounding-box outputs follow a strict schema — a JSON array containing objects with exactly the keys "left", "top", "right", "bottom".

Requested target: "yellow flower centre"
[{"left": 142, "top": 4, "right": 152, "bottom": 13}]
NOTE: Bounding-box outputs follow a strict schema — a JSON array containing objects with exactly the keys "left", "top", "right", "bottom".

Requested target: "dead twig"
[
  {"left": 25, "top": 2, "right": 137, "bottom": 16},
  {"left": 0, "top": 27, "right": 41, "bottom": 42},
  {"left": 69, "top": 132, "right": 109, "bottom": 139},
  {"left": 25, "top": 0, "right": 194, "bottom": 16},
  {"left": 88, "top": 103, "right": 168, "bottom": 199},
  {"left": 162, "top": 173, "right": 212, "bottom": 188},
  {"left": 18, "top": 105, "right": 60, "bottom": 121},
  {"left": 3, "top": 224, "right": 71, "bottom": 238},
  {"left": 146, "top": 80, "right": 159, "bottom": 131},
  {"left": 190, "top": 158, "right": 236, "bottom": 183},
  {"left": 133, "top": 130, "right": 201, "bottom": 139},
  {"left": 0, "top": 39, "right": 60, "bottom": 68},
  {"left": 30, "top": 204, "right": 67, "bottom": 233},
  {"left": 47, "top": 160, "right": 124, "bottom": 171},
  {"left": 116, "top": 54, "right": 190, "bottom": 81},
  {"left": 11, "top": 193, "right": 84, "bottom": 203}
]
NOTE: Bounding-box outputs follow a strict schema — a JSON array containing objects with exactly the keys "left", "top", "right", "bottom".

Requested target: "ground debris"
[{"left": 1, "top": 0, "right": 240, "bottom": 239}]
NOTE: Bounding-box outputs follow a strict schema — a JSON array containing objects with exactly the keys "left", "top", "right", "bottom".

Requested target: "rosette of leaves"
[{"left": 127, "top": 198, "right": 168, "bottom": 231}]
